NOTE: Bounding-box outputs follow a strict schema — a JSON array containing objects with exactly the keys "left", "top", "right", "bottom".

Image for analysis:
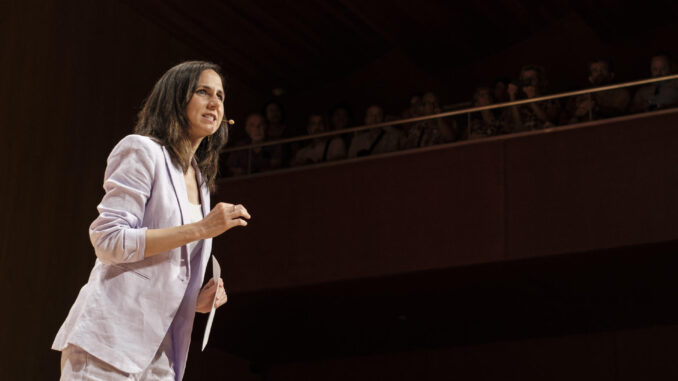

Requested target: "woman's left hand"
[{"left": 195, "top": 277, "right": 227, "bottom": 313}]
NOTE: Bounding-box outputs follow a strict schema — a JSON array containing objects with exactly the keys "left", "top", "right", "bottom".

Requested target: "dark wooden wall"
[{"left": 215, "top": 110, "right": 678, "bottom": 292}]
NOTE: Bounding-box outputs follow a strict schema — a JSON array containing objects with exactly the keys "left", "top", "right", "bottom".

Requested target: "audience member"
[
  {"left": 563, "top": 58, "right": 631, "bottom": 124},
  {"left": 507, "top": 65, "right": 560, "bottom": 132},
  {"left": 493, "top": 78, "right": 510, "bottom": 104},
  {"left": 347, "top": 105, "right": 402, "bottom": 157},
  {"left": 401, "top": 92, "right": 456, "bottom": 148},
  {"left": 264, "top": 100, "right": 289, "bottom": 139},
  {"left": 291, "top": 114, "right": 346, "bottom": 166},
  {"left": 330, "top": 103, "right": 354, "bottom": 131},
  {"left": 403, "top": 94, "right": 424, "bottom": 119},
  {"left": 630, "top": 52, "right": 678, "bottom": 112},
  {"left": 226, "top": 113, "right": 282, "bottom": 176},
  {"left": 469, "top": 87, "right": 507, "bottom": 139}
]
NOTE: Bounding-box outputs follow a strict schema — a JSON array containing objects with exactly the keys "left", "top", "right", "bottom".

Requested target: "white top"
[
  {"left": 186, "top": 203, "right": 203, "bottom": 257},
  {"left": 186, "top": 202, "right": 203, "bottom": 223}
]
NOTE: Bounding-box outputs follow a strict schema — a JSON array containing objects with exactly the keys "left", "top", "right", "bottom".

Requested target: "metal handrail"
[{"left": 222, "top": 73, "right": 678, "bottom": 154}]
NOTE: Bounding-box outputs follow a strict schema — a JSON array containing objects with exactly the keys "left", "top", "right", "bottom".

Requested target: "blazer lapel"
[
  {"left": 192, "top": 160, "right": 210, "bottom": 219},
  {"left": 162, "top": 147, "right": 190, "bottom": 226},
  {"left": 194, "top": 162, "right": 213, "bottom": 268}
]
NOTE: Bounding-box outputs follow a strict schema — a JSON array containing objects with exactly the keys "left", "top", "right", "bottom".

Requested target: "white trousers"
[{"left": 60, "top": 334, "right": 175, "bottom": 381}]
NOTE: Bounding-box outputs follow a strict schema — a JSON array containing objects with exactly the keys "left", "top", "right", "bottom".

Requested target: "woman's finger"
[
  {"left": 203, "top": 280, "right": 216, "bottom": 291},
  {"left": 231, "top": 206, "right": 251, "bottom": 220}
]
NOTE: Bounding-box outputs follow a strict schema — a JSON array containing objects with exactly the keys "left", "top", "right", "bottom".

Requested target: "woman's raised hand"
[{"left": 200, "top": 202, "right": 251, "bottom": 239}]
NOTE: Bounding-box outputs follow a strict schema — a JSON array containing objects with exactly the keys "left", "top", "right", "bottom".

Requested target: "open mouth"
[{"left": 202, "top": 113, "right": 217, "bottom": 122}]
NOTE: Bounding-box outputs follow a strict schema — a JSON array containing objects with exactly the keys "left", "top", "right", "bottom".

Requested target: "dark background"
[{"left": 3, "top": 0, "right": 678, "bottom": 379}]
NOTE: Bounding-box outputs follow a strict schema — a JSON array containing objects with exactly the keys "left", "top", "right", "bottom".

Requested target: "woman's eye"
[
  {"left": 196, "top": 89, "right": 207, "bottom": 95},
  {"left": 217, "top": 94, "right": 224, "bottom": 101}
]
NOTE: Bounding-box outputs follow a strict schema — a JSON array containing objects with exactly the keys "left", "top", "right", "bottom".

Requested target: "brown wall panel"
[
  {"left": 216, "top": 110, "right": 678, "bottom": 293},
  {"left": 505, "top": 110, "right": 678, "bottom": 259},
  {"left": 617, "top": 325, "right": 678, "bottom": 380},
  {"left": 216, "top": 141, "right": 506, "bottom": 292}
]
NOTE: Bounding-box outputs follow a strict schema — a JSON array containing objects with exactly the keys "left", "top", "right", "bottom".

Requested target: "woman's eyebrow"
[{"left": 197, "top": 84, "right": 224, "bottom": 93}]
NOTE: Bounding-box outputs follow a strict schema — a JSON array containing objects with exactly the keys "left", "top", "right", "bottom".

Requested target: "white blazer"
[{"left": 52, "top": 134, "right": 212, "bottom": 380}]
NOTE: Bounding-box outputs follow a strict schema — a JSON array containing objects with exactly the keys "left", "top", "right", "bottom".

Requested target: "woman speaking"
[{"left": 52, "top": 61, "right": 250, "bottom": 380}]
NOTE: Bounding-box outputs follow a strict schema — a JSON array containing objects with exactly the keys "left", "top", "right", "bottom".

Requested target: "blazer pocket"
[{"left": 113, "top": 264, "right": 150, "bottom": 280}]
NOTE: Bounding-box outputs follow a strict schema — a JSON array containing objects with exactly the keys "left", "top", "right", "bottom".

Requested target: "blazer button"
[{"left": 178, "top": 276, "right": 186, "bottom": 282}]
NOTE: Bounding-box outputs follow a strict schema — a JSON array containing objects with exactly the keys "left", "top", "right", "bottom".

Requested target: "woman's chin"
[{"left": 190, "top": 125, "right": 219, "bottom": 140}]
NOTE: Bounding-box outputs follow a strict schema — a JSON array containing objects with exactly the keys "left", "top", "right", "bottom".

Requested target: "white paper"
[{"left": 202, "top": 255, "right": 221, "bottom": 351}]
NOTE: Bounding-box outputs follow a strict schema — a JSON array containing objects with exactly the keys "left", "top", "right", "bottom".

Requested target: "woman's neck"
[{"left": 189, "top": 137, "right": 203, "bottom": 158}]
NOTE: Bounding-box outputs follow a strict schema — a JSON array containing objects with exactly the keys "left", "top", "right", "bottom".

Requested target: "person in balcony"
[
  {"left": 563, "top": 58, "right": 631, "bottom": 124},
  {"left": 493, "top": 77, "right": 510, "bottom": 104},
  {"left": 630, "top": 52, "right": 678, "bottom": 113},
  {"left": 468, "top": 87, "right": 507, "bottom": 140},
  {"left": 400, "top": 92, "right": 456, "bottom": 148},
  {"left": 329, "top": 103, "right": 355, "bottom": 149},
  {"left": 330, "top": 103, "right": 354, "bottom": 131},
  {"left": 291, "top": 114, "right": 346, "bottom": 166},
  {"left": 263, "top": 100, "right": 289, "bottom": 139},
  {"left": 347, "top": 105, "right": 401, "bottom": 158},
  {"left": 402, "top": 93, "right": 424, "bottom": 119},
  {"left": 507, "top": 65, "right": 560, "bottom": 132},
  {"left": 226, "top": 113, "right": 282, "bottom": 176}
]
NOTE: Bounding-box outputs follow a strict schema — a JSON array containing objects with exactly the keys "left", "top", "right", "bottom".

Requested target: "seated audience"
[
  {"left": 347, "top": 105, "right": 402, "bottom": 158},
  {"left": 469, "top": 87, "right": 507, "bottom": 139},
  {"left": 630, "top": 52, "right": 678, "bottom": 112},
  {"left": 226, "top": 113, "right": 282, "bottom": 176},
  {"left": 507, "top": 65, "right": 560, "bottom": 132},
  {"left": 291, "top": 114, "right": 346, "bottom": 166},
  {"left": 222, "top": 50, "right": 678, "bottom": 177}
]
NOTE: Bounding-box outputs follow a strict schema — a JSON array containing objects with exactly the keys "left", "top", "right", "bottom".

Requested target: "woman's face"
[
  {"left": 651, "top": 56, "right": 670, "bottom": 77},
  {"left": 307, "top": 115, "right": 326, "bottom": 134},
  {"left": 245, "top": 114, "right": 266, "bottom": 143},
  {"left": 186, "top": 69, "right": 225, "bottom": 143},
  {"left": 422, "top": 92, "right": 438, "bottom": 115},
  {"left": 474, "top": 88, "right": 492, "bottom": 106},
  {"left": 364, "top": 106, "right": 384, "bottom": 125}
]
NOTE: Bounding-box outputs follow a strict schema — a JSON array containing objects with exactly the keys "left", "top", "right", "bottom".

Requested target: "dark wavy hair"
[{"left": 135, "top": 61, "right": 228, "bottom": 193}]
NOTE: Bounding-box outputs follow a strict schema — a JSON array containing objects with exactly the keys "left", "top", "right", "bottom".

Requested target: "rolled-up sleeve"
[{"left": 89, "top": 135, "right": 156, "bottom": 264}]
